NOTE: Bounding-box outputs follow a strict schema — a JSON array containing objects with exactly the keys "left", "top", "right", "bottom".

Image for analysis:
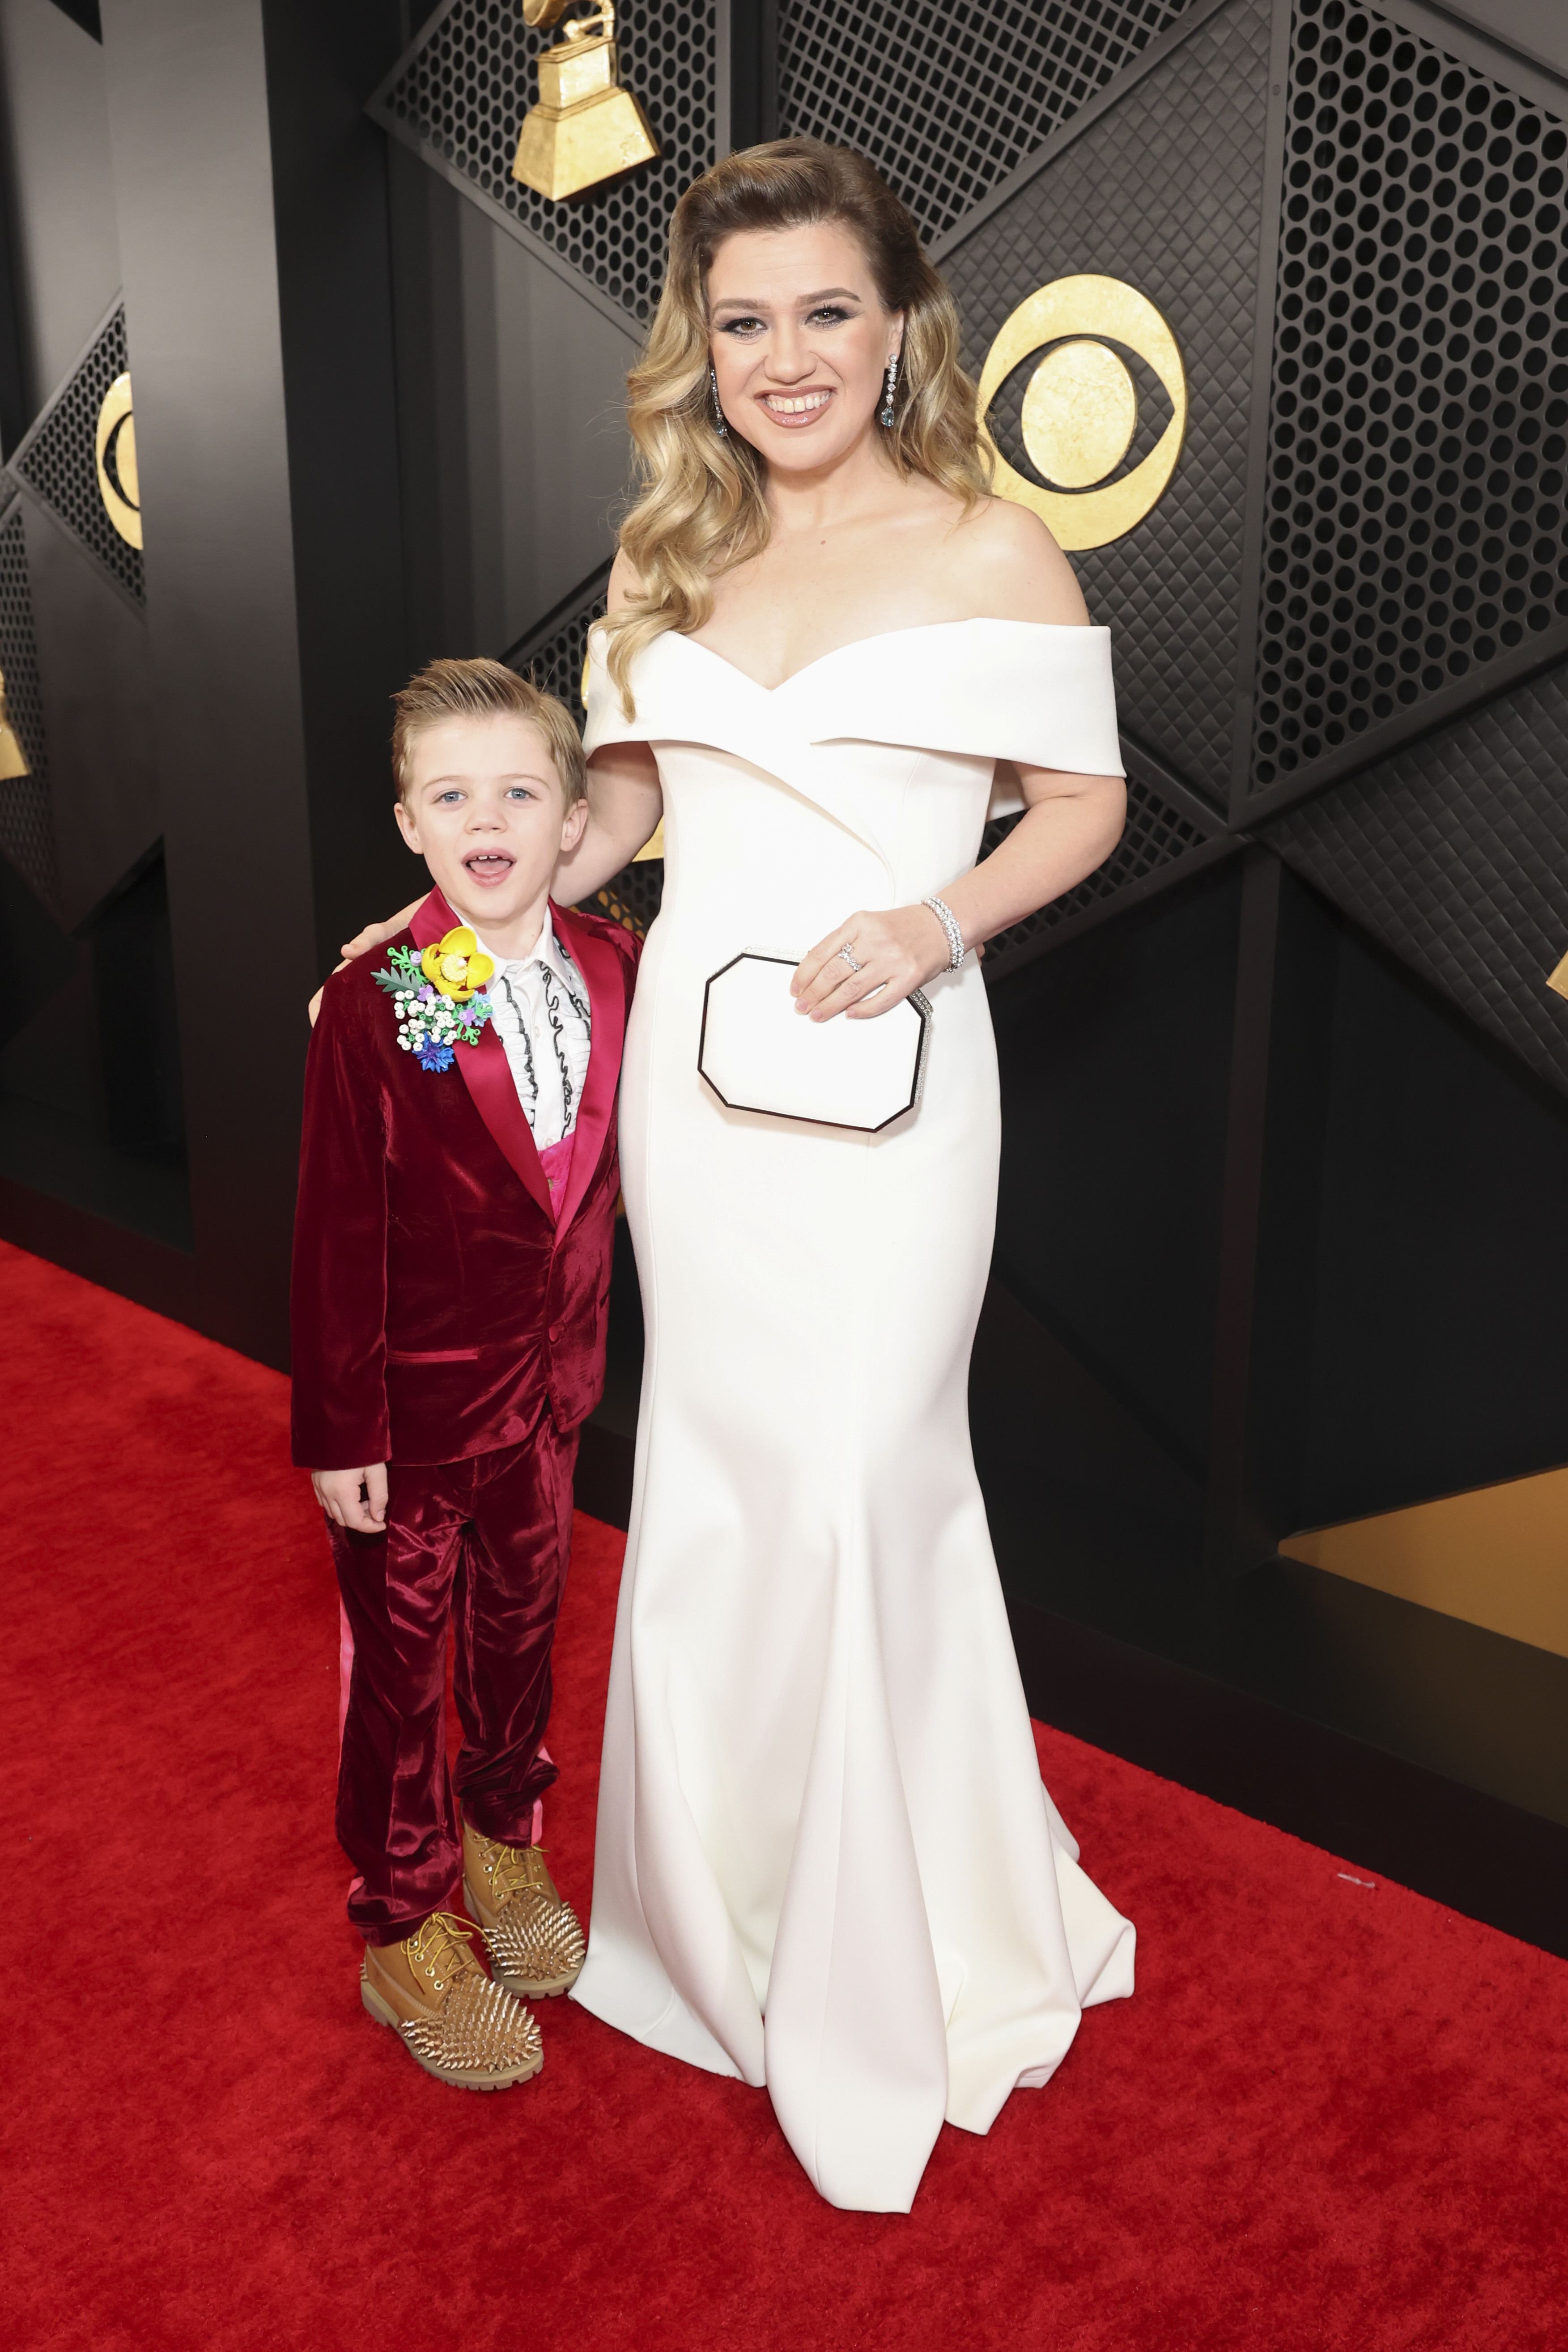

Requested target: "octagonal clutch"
[{"left": 699, "top": 951, "right": 930, "bottom": 1134}]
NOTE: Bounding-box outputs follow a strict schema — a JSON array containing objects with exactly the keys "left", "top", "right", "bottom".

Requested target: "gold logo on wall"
[
  {"left": 94, "top": 371, "right": 142, "bottom": 550},
  {"left": 977, "top": 276, "right": 1186, "bottom": 552},
  {"left": 512, "top": 0, "right": 658, "bottom": 202},
  {"left": 0, "top": 665, "right": 28, "bottom": 780}
]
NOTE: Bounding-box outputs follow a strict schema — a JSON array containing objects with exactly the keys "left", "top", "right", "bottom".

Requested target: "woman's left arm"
[{"left": 792, "top": 504, "right": 1126, "bottom": 1020}]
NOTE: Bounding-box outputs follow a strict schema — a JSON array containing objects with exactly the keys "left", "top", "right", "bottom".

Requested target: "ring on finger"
[{"left": 837, "top": 944, "right": 863, "bottom": 975}]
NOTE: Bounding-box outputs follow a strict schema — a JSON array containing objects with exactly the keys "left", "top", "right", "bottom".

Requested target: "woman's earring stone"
[
  {"left": 879, "top": 354, "right": 899, "bottom": 429},
  {"left": 710, "top": 364, "right": 727, "bottom": 438}
]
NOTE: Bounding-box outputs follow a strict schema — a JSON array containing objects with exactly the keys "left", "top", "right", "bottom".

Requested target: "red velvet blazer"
[{"left": 290, "top": 888, "right": 639, "bottom": 1472}]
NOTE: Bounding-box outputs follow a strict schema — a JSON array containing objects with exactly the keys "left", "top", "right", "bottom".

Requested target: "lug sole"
[
  {"left": 359, "top": 1966, "right": 543, "bottom": 2091},
  {"left": 462, "top": 1872, "right": 584, "bottom": 1999}
]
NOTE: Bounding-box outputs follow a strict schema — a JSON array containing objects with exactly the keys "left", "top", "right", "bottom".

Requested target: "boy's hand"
[{"left": 311, "top": 1465, "right": 388, "bottom": 1534}]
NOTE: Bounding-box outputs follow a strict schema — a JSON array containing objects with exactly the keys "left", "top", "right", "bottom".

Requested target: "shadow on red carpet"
[{"left": 4, "top": 1239, "right": 1566, "bottom": 2350}]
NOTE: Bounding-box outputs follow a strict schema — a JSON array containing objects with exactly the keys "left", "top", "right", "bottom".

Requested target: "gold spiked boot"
[
  {"left": 462, "top": 1818, "right": 586, "bottom": 1999},
  {"left": 360, "top": 1910, "right": 543, "bottom": 2090}
]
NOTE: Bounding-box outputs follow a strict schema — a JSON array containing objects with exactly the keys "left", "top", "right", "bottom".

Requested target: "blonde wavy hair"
[{"left": 603, "top": 138, "right": 990, "bottom": 713}]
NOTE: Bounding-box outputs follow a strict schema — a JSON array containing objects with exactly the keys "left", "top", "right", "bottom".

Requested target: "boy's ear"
[
  {"left": 560, "top": 796, "right": 590, "bottom": 854},
  {"left": 393, "top": 798, "right": 422, "bottom": 855}
]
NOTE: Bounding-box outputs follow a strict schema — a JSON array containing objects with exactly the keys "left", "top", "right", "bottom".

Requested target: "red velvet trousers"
[{"left": 327, "top": 1420, "right": 577, "bottom": 1944}]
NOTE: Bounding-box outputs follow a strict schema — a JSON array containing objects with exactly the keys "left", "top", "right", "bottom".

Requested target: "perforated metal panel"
[
  {"left": 503, "top": 562, "right": 664, "bottom": 936},
  {"left": 778, "top": 0, "right": 1198, "bottom": 246},
  {"left": 9, "top": 303, "right": 143, "bottom": 607},
  {"left": 370, "top": 0, "right": 716, "bottom": 326},
  {"left": 1249, "top": 0, "right": 1568, "bottom": 799},
  {"left": 0, "top": 499, "right": 57, "bottom": 913},
  {"left": 943, "top": 0, "right": 1274, "bottom": 807},
  {"left": 982, "top": 776, "right": 1223, "bottom": 977},
  {"left": 1263, "top": 657, "right": 1568, "bottom": 1091}
]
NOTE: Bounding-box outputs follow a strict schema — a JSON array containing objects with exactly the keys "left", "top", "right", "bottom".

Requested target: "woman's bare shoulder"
[
  {"left": 947, "top": 497, "right": 1090, "bottom": 627},
  {"left": 607, "top": 548, "right": 646, "bottom": 611}
]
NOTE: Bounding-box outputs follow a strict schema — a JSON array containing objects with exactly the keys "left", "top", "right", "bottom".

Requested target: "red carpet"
[{"left": 4, "top": 1237, "right": 1567, "bottom": 2350}]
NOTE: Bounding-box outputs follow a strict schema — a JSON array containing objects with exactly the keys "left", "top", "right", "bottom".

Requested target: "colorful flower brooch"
[{"left": 374, "top": 928, "right": 495, "bottom": 1072}]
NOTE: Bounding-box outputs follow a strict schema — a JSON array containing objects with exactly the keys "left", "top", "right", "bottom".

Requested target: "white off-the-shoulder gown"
[{"left": 573, "top": 620, "right": 1135, "bottom": 2213}]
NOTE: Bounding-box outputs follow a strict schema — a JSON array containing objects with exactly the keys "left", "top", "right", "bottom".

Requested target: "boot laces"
[
  {"left": 407, "top": 1910, "right": 484, "bottom": 1994},
  {"left": 487, "top": 1840, "right": 553, "bottom": 1905}
]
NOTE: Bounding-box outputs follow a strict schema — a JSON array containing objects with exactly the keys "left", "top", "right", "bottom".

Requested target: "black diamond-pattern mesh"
[
  {"left": 981, "top": 776, "right": 1215, "bottom": 976},
  {"left": 504, "top": 564, "right": 663, "bottom": 937},
  {"left": 10, "top": 305, "right": 143, "bottom": 604},
  {"left": 372, "top": 0, "right": 715, "bottom": 324},
  {"left": 942, "top": 0, "right": 1272, "bottom": 807},
  {"left": 1251, "top": 0, "right": 1568, "bottom": 796},
  {"left": 0, "top": 501, "right": 56, "bottom": 912},
  {"left": 778, "top": 0, "right": 1197, "bottom": 247},
  {"left": 1263, "top": 659, "right": 1568, "bottom": 1093}
]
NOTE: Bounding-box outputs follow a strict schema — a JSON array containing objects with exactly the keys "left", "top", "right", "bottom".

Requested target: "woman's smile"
[{"left": 758, "top": 386, "right": 835, "bottom": 423}]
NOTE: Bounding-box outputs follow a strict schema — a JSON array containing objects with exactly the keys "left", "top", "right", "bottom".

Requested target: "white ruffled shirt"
[{"left": 476, "top": 914, "right": 592, "bottom": 1151}]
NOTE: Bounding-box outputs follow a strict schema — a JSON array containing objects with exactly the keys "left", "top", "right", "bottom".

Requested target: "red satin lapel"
[
  {"left": 553, "top": 901, "right": 627, "bottom": 1238},
  {"left": 408, "top": 888, "right": 553, "bottom": 1224}
]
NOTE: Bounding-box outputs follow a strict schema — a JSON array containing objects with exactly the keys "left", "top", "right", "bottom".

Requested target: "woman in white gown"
[
  {"left": 560, "top": 142, "right": 1135, "bottom": 2212},
  {"left": 340, "top": 138, "right": 1135, "bottom": 2212}
]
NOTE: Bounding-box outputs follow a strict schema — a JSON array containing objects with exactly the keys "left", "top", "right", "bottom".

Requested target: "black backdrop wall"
[{"left": 2, "top": 0, "right": 1565, "bottom": 1947}]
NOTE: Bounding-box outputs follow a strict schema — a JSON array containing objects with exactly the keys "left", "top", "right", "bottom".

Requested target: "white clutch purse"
[{"left": 699, "top": 951, "right": 929, "bottom": 1133}]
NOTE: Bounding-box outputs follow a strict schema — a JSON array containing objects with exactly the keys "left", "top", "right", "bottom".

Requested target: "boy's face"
[{"left": 394, "top": 713, "right": 587, "bottom": 937}]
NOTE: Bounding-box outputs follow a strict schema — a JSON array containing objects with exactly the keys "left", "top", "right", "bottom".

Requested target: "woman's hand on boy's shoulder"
[{"left": 307, "top": 898, "right": 425, "bottom": 1027}]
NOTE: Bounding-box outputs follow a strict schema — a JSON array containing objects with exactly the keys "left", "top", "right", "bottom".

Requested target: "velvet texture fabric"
[
  {"left": 290, "top": 890, "right": 636, "bottom": 1473},
  {"left": 331, "top": 1422, "right": 578, "bottom": 1943}
]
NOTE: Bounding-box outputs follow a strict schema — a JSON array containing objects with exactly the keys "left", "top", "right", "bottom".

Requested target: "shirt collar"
[{"left": 476, "top": 909, "right": 577, "bottom": 984}]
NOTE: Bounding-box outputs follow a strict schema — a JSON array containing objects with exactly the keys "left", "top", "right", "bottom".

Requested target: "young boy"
[{"left": 291, "top": 658, "right": 637, "bottom": 2091}]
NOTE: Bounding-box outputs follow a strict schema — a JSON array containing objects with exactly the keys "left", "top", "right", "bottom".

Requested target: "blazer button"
[{"left": 548, "top": 1320, "right": 564, "bottom": 1343}]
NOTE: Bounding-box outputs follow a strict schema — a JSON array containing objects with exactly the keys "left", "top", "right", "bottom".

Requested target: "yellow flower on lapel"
[{"left": 421, "top": 926, "right": 495, "bottom": 1002}]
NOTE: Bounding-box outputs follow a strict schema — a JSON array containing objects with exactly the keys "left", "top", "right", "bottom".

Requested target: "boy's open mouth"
[{"left": 463, "top": 851, "right": 515, "bottom": 884}]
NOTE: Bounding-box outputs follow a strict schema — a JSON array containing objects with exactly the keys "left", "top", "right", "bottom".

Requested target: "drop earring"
[
  {"left": 710, "top": 363, "right": 728, "bottom": 438},
  {"left": 879, "top": 352, "right": 900, "bottom": 428}
]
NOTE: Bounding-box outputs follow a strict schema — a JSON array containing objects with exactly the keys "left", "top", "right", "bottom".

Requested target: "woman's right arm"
[{"left": 554, "top": 548, "right": 663, "bottom": 904}]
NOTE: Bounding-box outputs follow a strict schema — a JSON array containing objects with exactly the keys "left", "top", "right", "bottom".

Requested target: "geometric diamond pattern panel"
[
  {"left": 777, "top": 0, "right": 1197, "bottom": 248},
  {"left": 1252, "top": 0, "right": 1568, "bottom": 798},
  {"left": 503, "top": 563, "right": 664, "bottom": 938},
  {"left": 941, "top": 0, "right": 1274, "bottom": 809},
  {"left": 1263, "top": 657, "right": 1568, "bottom": 1093},
  {"left": 370, "top": 0, "right": 716, "bottom": 326},
  {"left": 0, "top": 499, "right": 57, "bottom": 913},
  {"left": 981, "top": 775, "right": 1221, "bottom": 978},
  {"left": 9, "top": 303, "right": 143, "bottom": 607}
]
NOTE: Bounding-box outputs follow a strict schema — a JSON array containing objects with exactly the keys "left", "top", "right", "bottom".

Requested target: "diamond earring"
[
  {"left": 710, "top": 363, "right": 727, "bottom": 438},
  {"left": 879, "top": 352, "right": 900, "bottom": 428}
]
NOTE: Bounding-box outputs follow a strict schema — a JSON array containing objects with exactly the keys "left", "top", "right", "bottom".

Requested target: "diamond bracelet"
[{"left": 922, "top": 894, "right": 966, "bottom": 972}]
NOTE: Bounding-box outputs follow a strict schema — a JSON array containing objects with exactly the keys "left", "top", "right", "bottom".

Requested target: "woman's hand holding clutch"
[{"left": 792, "top": 903, "right": 957, "bottom": 1022}]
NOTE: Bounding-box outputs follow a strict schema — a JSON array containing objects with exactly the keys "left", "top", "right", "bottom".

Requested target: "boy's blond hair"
[{"left": 391, "top": 658, "right": 587, "bottom": 808}]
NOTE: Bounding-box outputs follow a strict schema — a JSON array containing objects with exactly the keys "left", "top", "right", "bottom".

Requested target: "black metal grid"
[
  {"left": 0, "top": 500, "right": 57, "bottom": 913},
  {"left": 370, "top": 0, "right": 716, "bottom": 326},
  {"left": 1249, "top": 0, "right": 1568, "bottom": 799},
  {"left": 1263, "top": 654, "right": 1568, "bottom": 1092},
  {"left": 777, "top": 0, "right": 1198, "bottom": 247},
  {"left": 9, "top": 303, "right": 143, "bottom": 606},
  {"left": 981, "top": 776, "right": 1220, "bottom": 979}
]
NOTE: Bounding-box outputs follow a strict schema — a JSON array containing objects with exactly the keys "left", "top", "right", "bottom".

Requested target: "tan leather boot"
[
  {"left": 462, "top": 1819, "right": 586, "bottom": 1999},
  {"left": 360, "top": 1910, "right": 543, "bottom": 2089}
]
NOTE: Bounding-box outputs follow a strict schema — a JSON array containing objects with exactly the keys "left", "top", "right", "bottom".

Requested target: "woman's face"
[{"left": 706, "top": 220, "right": 902, "bottom": 471}]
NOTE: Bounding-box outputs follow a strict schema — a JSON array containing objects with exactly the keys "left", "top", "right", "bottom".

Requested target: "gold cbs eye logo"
[
  {"left": 976, "top": 276, "right": 1186, "bottom": 552},
  {"left": 94, "top": 372, "right": 142, "bottom": 551}
]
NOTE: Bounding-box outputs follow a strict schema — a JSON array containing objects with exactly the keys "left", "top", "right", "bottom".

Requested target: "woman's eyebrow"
[{"left": 710, "top": 285, "right": 863, "bottom": 313}]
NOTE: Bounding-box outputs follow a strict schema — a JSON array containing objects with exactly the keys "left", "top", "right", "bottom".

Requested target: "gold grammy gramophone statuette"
[{"left": 512, "top": 0, "right": 658, "bottom": 203}]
